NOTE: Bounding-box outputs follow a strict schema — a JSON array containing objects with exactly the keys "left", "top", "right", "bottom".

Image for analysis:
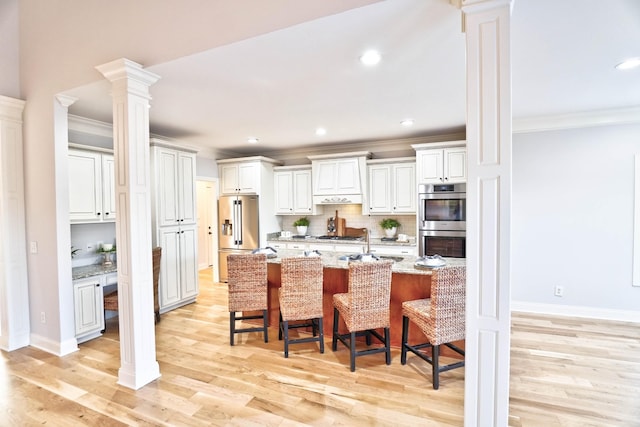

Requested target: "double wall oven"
[{"left": 418, "top": 183, "right": 466, "bottom": 258}]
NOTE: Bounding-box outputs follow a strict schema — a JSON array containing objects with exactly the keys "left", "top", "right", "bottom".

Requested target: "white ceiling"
[{"left": 65, "top": 0, "right": 640, "bottom": 158}]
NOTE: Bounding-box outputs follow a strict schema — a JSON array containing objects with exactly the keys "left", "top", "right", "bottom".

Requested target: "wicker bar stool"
[
  {"left": 278, "top": 256, "right": 324, "bottom": 358},
  {"left": 332, "top": 259, "right": 394, "bottom": 371},
  {"left": 401, "top": 265, "right": 466, "bottom": 389},
  {"left": 227, "top": 253, "right": 269, "bottom": 346}
]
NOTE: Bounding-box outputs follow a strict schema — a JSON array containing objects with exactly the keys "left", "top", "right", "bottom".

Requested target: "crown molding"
[
  {"left": 68, "top": 114, "right": 113, "bottom": 138},
  {"left": 513, "top": 107, "right": 640, "bottom": 134}
]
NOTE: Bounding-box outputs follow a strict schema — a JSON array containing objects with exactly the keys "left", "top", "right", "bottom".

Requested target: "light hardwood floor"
[{"left": 1, "top": 269, "right": 638, "bottom": 426}]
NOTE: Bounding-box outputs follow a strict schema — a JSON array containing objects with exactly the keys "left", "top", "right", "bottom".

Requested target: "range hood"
[{"left": 308, "top": 152, "right": 371, "bottom": 206}]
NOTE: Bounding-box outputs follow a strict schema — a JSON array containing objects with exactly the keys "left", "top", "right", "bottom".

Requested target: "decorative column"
[
  {"left": 461, "top": 1, "right": 513, "bottom": 426},
  {"left": 0, "top": 95, "right": 30, "bottom": 351},
  {"left": 96, "top": 59, "right": 161, "bottom": 389}
]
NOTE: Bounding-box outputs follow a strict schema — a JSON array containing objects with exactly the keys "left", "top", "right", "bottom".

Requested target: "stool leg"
[
  {"left": 230, "top": 312, "right": 236, "bottom": 346},
  {"left": 432, "top": 344, "right": 440, "bottom": 390},
  {"left": 318, "top": 318, "right": 325, "bottom": 354},
  {"left": 283, "top": 320, "right": 289, "bottom": 358},
  {"left": 278, "top": 311, "right": 283, "bottom": 340},
  {"left": 384, "top": 327, "right": 391, "bottom": 365},
  {"left": 332, "top": 307, "right": 339, "bottom": 351},
  {"left": 263, "top": 309, "right": 269, "bottom": 343},
  {"left": 401, "top": 315, "right": 409, "bottom": 364},
  {"left": 349, "top": 331, "right": 356, "bottom": 372}
]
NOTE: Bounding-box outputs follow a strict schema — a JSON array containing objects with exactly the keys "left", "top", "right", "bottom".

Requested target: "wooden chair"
[
  {"left": 278, "top": 257, "right": 324, "bottom": 358},
  {"left": 401, "top": 265, "right": 466, "bottom": 389},
  {"left": 332, "top": 259, "right": 394, "bottom": 371},
  {"left": 227, "top": 253, "right": 269, "bottom": 346},
  {"left": 103, "top": 247, "right": 162, "bottom": 330}
]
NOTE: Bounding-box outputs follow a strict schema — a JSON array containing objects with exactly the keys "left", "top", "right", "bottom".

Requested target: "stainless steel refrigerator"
[{"left": 218, "top": 194, "right": 260, "bottom": 282}]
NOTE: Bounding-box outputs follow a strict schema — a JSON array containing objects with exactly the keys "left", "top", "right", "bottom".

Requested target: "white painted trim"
[
  {"left": 513, "top": 107, "right": 640, "bottom": 134},
  {"left": 29, "top": 333, "right": 79, "bottom": 356},
  {"left": 634, "top": 154, "right": 640, "bottom": 287},
  {"left": 511, "top": 302, "right": 640, "bottom": 323}
]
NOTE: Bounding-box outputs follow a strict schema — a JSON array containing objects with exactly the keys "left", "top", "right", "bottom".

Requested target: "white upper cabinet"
[
  {"left": 413, "top": 141, "right": 467, "bottom": 184},
  {"left": 220, "top": 162, "right": 259, "bottom": 194},
  {"left": 274, "top": 166, "right": 317, "bottom": 215},
  {"left": 367, "top": 158, "right": 416, "bottom": 215},
  {"left": 68, "top": 147, "right": 116, "bottom": 222},
  {"left": 152, "top": 146, "right": 197, "bottom": 227}
]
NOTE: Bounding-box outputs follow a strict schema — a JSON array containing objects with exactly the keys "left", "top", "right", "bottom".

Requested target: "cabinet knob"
[
  {"left": 97, "top": 212, "right": 101, "bottom": 216},
  {"left": 95, "top": 284, "right": 100, "bottom": 287},
  {"left": 105, "top": 212, "right": 109, "bottom": 216}
]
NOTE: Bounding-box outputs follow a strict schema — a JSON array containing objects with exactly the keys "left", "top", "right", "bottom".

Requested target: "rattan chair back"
[
  {"left": 227, "top": 253, "right": 268, "bottom": 312},
  {"left": 280, "top": 257, "right": 323, "bottom": 321},
  {"left": 342, "top": 259, "right": 394, "bottom": 332}
]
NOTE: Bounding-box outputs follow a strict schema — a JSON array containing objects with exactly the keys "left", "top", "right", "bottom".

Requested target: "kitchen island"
[{"left": 265, "top": 249, "right": 465, "bottom": 348}]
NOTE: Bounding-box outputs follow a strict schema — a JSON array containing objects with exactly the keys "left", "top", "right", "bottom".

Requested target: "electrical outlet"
[
  {"left": 30, "top": 241, "right": 38, "bottom": 254},
  {"left": 40, "top": 311, "right": 46, "bottom": 323},
  {"left": 554, "top": 285, "right": 564, "bottom": 297}
]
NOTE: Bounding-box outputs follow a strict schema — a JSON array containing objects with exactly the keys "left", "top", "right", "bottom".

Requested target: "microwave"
[{"left": 418, "top": 183, "right": 466, "bottom": 231}]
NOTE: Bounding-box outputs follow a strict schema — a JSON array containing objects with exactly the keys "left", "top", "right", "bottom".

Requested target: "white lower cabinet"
[
  {"left": 369, "top": 245, "right": 417, "bottom": 257},
  {"left": 73, "top": 275, "right": 106, "bottom": 343},
  {"left": 158, "top": 225, "right": 198, "bottom": 312}
]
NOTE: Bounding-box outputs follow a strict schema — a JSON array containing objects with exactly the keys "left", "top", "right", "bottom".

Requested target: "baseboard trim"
[
  {"left": 29, "top": 333, "right": 79, "bottom": 356},
  {"left": 511, "top": 301, "right": 640, "bottom": 323}
]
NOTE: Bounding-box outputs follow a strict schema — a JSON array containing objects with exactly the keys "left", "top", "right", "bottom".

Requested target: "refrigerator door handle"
[{"left": 236, "top": 199, "right": 243, "bottom": 245}]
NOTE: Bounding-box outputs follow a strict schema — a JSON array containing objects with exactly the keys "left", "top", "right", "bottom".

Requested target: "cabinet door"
[
  {"left": 292, "top": 169, "right": 313, "bottom": 214},
  {"left": 178, "top": 152, "right": 197, "bottom": 224},
  {"left": 393, "top": 163, "right": 416, "bottom": 213},
  {"left": 274, "top": 171, "right": 294, "bottom": 214},
  {"left": 220, "top": 164, "right": 240, "bottom": 194},
  {"left": 237, "top": 162, "right": 259, "bottom": 193},
  {"left": 159, "top": 227, "right": 182, "bottom": 309},
  {"left": 69, "top": 150, "right": 102, "bottom": 221},
  {"left": 179, "top": 226, "right": 199, "bottom": 300},
  {"left": 416, "top": 149, "right": 444, "bottom": 184},
  {"left": 155, "top": 148, "right": 180, "bottom": 227},
  {"left": 73, "top": 277, "right": 104, "bottom": 336},
  {"left": 368, "top": 165, "right": 392, "bottom": 213},
  {"left": 102, "top": 154, "right": 117, "bottom": 221},
  {"left": 444, "top": 147, "right": 467, "bottom": 183}
]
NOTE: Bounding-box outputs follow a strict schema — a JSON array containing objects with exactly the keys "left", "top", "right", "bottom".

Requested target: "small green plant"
[
  {"left": 379, "top": 218, "right": 401, "bottom": 229},
  {"left": 293, "top": 217, "right": 310, "bottom": 227}
]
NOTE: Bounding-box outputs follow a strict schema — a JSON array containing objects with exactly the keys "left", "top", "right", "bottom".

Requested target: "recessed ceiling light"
[
  {"left": 360, "top": 49, "right": 381, "bottom": 66},
  {"left": 315, "top": 127, "right": 327, "bottom": 136},
  {"left": 247, "top": 137, "right": 259, "bottom": 144},
  {"left": 400, "top": 119, "right": 414, "bottom": 127},
  {"left": 615, "top": 57, "right": 640, "bottom": 70}
]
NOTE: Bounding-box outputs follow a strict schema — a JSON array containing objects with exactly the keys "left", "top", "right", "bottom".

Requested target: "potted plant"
[
  {"left": 293, "top": 217, "right": 310, "bottom": 236},
  {"left": 380, "top": 218, "right": 401, "bottom": 238}
]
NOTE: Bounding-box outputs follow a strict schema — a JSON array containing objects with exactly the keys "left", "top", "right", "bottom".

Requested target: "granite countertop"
[
  {"left": 266, "top": 249, "right": 464, "bottom": 275},
  {"left": 72, "top": 263, "right": 117, "bottom": 280},
  {"left": 272, "top": 236, "right": 416, "bottom": 247}
]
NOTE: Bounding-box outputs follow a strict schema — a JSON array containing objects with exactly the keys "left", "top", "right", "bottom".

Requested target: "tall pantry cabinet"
[{"left": 150, "top": 139, "right": 198, "bottom": 313}]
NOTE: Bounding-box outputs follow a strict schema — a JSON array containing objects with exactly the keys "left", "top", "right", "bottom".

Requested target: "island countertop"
[{"left": 266, "top": 249, "right": 465, "bottom": 275}]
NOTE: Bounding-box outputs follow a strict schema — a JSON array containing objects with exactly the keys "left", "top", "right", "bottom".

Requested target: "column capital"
[
  {"left": 96, "top": 58, "right": 160, "bottom": 99},
  {"left": 55, "top": 94, "right": 78, "bottom": 108}
]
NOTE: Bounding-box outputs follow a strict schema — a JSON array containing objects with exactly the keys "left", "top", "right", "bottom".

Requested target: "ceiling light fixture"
[
  {"left": 615, "top": 57, "right": 640, "bottom": 70},
  {"left": 247, "top": 137, "right": 259, "bottom": 144},
  {"left": 400, "top": 119, "right": 414, "bottom": 127},
  {"left": 315, "top": 127, "right": 327, "bottom": 136},
  {"left": 360, "top": 49, "right": 381, "bottom": 66}
]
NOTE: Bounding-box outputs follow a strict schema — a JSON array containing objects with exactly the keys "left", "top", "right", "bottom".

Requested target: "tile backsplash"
[{"left": 279, "top": 204, "right": 416, "bottom": 238}]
